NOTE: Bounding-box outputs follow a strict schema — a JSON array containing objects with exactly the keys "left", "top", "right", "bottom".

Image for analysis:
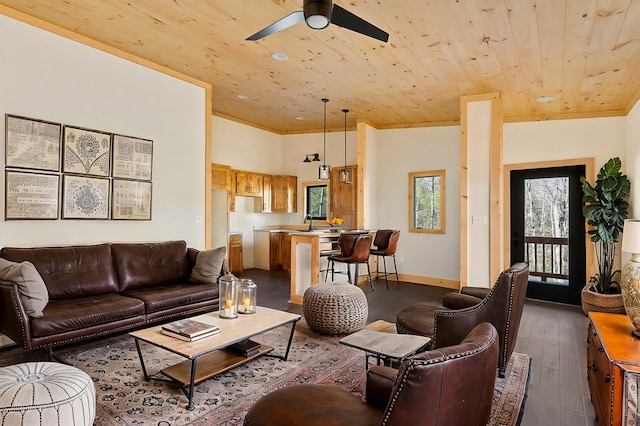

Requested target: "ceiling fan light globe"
[
  {"left": 306, "top": 15, "right": 330, "bottom": 29},
  {"left": 304, "top": 0, "right": 332, "bottom": 29}
]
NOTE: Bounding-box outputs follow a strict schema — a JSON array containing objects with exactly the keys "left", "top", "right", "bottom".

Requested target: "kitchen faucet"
[{"left": 304, "top": 214, "right": 313, "bottom": 231}]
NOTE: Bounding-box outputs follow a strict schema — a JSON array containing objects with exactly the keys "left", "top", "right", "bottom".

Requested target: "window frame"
[
  {"left": 408, "top": 169, "right": 445, "bottom": 234},
  {"left": 303, "top": 181, "right": 329, "bottom": 221}
]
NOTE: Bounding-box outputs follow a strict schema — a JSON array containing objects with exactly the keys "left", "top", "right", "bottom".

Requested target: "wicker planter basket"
[{"left": 581, "top": 286, "right": 626, "bottom": 316}]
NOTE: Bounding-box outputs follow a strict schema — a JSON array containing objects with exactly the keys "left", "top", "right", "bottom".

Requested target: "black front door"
[{"left": 510, "top": 165, "right": 585, "bottom": 305}]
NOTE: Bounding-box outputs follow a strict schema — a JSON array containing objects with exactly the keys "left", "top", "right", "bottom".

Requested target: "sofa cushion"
[
  {"left": 30, "top": 294, "right": 145, "bottom": 337},
  {"left": 0, "top": 244, "right": 119, "bottom": 300},
  {"left": 189, "top": 246, "right": 226, "bottom": 284},
  {"left": 112, "top": 241, "right": 191, "bottom": 291},
  {"left": 122, "top": 281, "right": 218, "bottom": 314},
  {"left": 0, "top": 259, "right": 49, "bottom": 318}
]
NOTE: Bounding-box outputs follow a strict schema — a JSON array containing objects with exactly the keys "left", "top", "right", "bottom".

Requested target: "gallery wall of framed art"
[{"left": 4, "top": 113, "right": 153, "bottom": 220}]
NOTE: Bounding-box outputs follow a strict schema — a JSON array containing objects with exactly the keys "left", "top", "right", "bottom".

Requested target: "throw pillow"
[
  {"left": 189, "top": 246, "right": 227, "bottom": 284},
  {"left": 0, "top": 258, "right": 49, "bottom": 318}
]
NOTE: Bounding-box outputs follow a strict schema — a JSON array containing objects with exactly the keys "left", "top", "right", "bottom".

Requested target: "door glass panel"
[{"left": 523, "top": 177, "right": 569, "bottom": 286}]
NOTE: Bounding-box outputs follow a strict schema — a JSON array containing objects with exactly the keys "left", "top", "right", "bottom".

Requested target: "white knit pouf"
[{"left": 0, "top": 362, "right": 95, "bottom": 426}]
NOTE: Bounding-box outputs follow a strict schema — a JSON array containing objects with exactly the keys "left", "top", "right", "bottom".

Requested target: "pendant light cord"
[
  {"left": 322, "top": 98, "right": 328, "bottom": 166},
  {"left": 342, "top": 109, "right": 348, "bottom": 168}
]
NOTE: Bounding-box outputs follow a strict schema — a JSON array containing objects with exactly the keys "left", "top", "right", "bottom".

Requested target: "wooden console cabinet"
[{"left": 587, "top": 312, "right": 640, "bottom": 426}]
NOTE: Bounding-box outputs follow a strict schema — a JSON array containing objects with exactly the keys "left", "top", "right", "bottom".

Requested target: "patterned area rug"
[{"left": 56, "top": 320, "right": 530, "bottom": 425}]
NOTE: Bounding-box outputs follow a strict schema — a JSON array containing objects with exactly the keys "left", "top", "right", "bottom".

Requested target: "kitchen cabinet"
[
  {"left": 271, "top": 175, "right": 289, "bottom": 213},
  {"left": 235, "top": 170, "right": 262, "bottom": 197},
  {"left": 211, "top": 163, "right": 235, "bottom": 212},
  {"left": 287, "top": 176, "right": 297, "bottom": 213},
  {"left": 211, "top": 163, "right": 231, "bottom": 190},
  {"left": 587, "top": 312, "right": 640, "bottom": 426},
  {"left": 330, "top": 165, "right": 358, "bottom": 228},
  {"left": 229, "top": 234, "right": 243, "bottom": 274},
  {"left": 261, "top": 174, "right": 272, "bottom": 212},
  {"left": 254, "top": 231, "right": 286, "bottom": 270},
  {"left": 255, "top": 174, "right": 297, "bottom": 213},
  {"left": 282, "top": 233, "right": 292, "bottom": 271},
  {"left": 269, "top": 232, "right": 284, "bottom": 269}
]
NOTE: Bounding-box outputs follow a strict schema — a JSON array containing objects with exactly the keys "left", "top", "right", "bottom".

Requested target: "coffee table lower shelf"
[{"left": 162, "top": 345, "right": 274, "bottom": 387}]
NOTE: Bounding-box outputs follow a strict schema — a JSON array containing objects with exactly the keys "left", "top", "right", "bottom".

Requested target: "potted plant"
[{"left": 580, "top": 157, "right": 631, "bottom": 314}]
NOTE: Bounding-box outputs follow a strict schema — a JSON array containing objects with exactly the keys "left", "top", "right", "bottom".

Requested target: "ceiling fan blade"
[
  {"left": 246, "top": 11, "right": 305, "bottom": 41},
  {"left": 330, "top": 4, "right": 389, "bottom": 42}
]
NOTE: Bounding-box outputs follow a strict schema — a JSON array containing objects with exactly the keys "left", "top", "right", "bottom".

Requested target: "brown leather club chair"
[
  {"left": 396, "top": 262, "right": 529, "bottom": 377},
  {"left": 370, "top": 229, "right": 400, "bottom": 289},
  {"left": 244, "top": 322, "right": 499, "bottom": 426},
  {"left": 327, "top": 233, "right": 373, "bottom": 290}
]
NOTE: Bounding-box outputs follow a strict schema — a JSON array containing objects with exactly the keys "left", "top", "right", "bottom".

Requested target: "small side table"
[{"left": 339, "top": 329, "right": 431, "bottom": 369}]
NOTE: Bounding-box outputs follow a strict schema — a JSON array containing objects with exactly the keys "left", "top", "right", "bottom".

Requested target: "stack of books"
[
  {"left": 161, "top": 319, "right": 220, "bottom": 342},
  {"left": 228, "top": 339, "right": 261, "bottom": 357}
]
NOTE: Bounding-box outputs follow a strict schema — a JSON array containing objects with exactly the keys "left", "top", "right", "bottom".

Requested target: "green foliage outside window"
[{"left": 409, "top": 170, "right": 445, "bottom": 234}]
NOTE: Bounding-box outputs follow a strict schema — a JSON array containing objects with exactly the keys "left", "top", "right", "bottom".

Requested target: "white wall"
[
  {"left": 376, "top": 126, "right": 461, "bottom": 282},
  {"left": 627, "top": 101, "right": 640, "bottom": 218},
  {"left": 504, "top": 117, "right": 627, "bottom": 167},
  {"left": 466, "top": 101, "right": 493, "bottom": 286},
  {"left": 0, "top": 14, "right": 207, "bottom": 249}
]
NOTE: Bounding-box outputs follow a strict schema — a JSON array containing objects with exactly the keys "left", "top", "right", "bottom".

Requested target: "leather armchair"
[
  {"left": 396, "top": 262, "right": 529, "bottom": 377},
  {"left": 244, "top": 322, "right": 499, "bottom": 426}
]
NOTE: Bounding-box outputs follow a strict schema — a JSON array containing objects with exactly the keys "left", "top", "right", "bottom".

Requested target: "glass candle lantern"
[
  {"left": 238, "top": 279, "right": 257, "bottom": 314},
  {"left": 219, "top": 273, "right": 239, "bottom": 318}
]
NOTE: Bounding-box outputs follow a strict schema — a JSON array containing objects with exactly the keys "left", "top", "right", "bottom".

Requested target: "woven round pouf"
[
  {"left": 0, "top": 362, "right": 96, "bottom": 426},
  {"left": 303, "top": 282, "right": 368, "bottom": 335}
]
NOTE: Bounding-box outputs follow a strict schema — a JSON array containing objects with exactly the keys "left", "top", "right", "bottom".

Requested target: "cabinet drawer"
[{"left": 587, "top": 323, "right": 614, "bottom": 426}]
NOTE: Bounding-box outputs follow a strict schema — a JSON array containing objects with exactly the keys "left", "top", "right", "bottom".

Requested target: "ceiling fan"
[{"left": 246, "top": 0, "right": 389, "bottom": 43}]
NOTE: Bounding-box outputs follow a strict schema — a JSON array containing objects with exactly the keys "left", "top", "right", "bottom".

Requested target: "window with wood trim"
[{"left": 409, "top": 170, "right": 445, "bottom": 234}]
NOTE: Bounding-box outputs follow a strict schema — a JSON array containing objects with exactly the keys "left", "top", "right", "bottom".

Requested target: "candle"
[
  {"left": 225, "top": 299, "right": 233, "bottom": 309},
  {"left": 243, "top": 297, "right": 250, "bottom": 310}
]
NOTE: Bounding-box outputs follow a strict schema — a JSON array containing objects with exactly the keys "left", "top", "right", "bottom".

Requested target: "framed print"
[
  {"left": 5, "top": 114, "right": 61, "bottom": 171},
  {"left": 62, "top": 175, "right": 110, "bottom": 219},
  {"left": 112, "top": 134, "right": 153, "bottom": 180},
  {"left": 63, "top": 126, "right": 111, "bottom": 176},
  {"left": 5, "top": 171, "right": 59, "bottom": 220},
  {"left": 112, "top": 179, "right": 152, "bottom": 220}
]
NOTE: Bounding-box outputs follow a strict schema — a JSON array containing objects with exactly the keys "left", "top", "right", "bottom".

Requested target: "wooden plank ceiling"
[{"left": 1, "top": 0, "right": 639, "bottom": 134}]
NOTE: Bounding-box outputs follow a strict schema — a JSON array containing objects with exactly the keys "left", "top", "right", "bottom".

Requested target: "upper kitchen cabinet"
[
  {"left": 211, "top": 163, "right": 232, "bottom": 189},
  {"left": 257, "top": 175, "right": 297, "bottom": 213},
  {"left": 330, "top": 165, "right": 357, "bottom": 228},
  {"left": 236, "top": 170, "right": 263, "bottom": 197},
  {"left": 261, "top": 174, "right": 272, "bottom": 212},
  {"left": 287, "top": 176, "right": 297, "bottom": 213}
]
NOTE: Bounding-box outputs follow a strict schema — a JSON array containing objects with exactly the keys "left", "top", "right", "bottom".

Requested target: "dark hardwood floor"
[{"left": 240, "top": 268, "right": 597, "bottom": 426}]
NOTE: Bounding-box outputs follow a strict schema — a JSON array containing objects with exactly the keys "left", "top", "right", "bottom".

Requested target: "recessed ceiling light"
[
  {"left": 295, "top": 116, "right": 305, "bottom": 120},
  {"left": 536, "top": 96, "right": 554, "bottom": 103},
  {"left": 272, "top": 52, "right": 288, "bottom": 61},
  {"left": 237, "top": 94, "right": 249, "bottom": 100}
]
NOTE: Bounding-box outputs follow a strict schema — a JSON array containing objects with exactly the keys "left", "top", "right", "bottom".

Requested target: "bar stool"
[
  {"left": 322, "top": 233, "right": 358, "bottom": 281},
  {"left": 327, "top": 234, "right": 373, "bottom": 291},
  {"left": 370, "top": 230, "right": 400, "bottom": 289}
]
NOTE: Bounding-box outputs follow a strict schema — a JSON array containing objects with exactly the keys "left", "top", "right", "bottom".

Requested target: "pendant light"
[
  {"left": 340, "top": 108, "right": 352, "bottom": 184},
  {"left": 318, "top": 98, "right": 331, "bottom": 180}
]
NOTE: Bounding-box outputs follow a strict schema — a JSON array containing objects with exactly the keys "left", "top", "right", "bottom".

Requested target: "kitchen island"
[{"left": 253, "top": 227, "right": 374, "bottom": 303}]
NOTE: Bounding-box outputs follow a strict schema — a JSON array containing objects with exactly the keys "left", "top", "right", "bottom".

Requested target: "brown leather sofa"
[
  {"left": 396, "top": 262, "right": 529, "bottom": 377},
  {"left": 244, "top": 322, "right": 499, "bottom": 426},
  {"left": 0, "top": 240, "right": 220, "bottom": 358}
]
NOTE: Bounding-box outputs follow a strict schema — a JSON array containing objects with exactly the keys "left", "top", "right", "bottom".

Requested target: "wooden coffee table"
[
  {"left": 129, "top": 306, "right": 301, "bottom": 409},
  {"left": 339, "top": 328, "right": 431, "bottom": 369}
]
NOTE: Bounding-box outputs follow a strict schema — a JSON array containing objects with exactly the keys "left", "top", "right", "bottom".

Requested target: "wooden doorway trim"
[{"left": 503, "top": 157, "right": 595, "bottom": 280}]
